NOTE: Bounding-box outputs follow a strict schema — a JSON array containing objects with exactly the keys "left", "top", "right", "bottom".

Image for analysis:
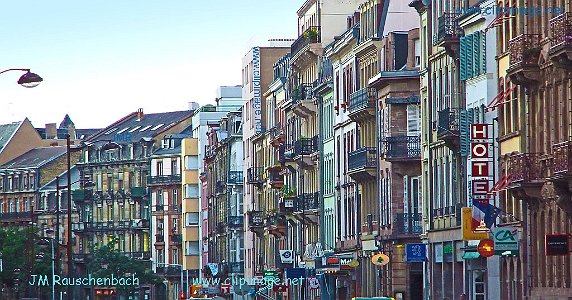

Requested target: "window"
[
  {"left": 185, "top": 212, "right": 199, "bottom": 226},
  {"left": 172, "top": 217, "right": 179, "bottom": 232},
  {"left": 185, "top": 184, "right": 199, "bottom": 198},
  {"left": 157, "top": 190, "right": 164, "bottom": 211},
  {"left": 185, "top": 156, "right": 198, "bottom": 170},
  {"left": 171, "top": 159, "right": 178, "bottom": 175},
  {"left": 185, "top": 241, "right": 200, "bottom": 255},
  {"left": 157, "top": 161, "right": 164, "bottom": 176},
  {"left": 156, "top": 249, "right": 165, "bottom": 264},
  {"left": 407, "top": 105, "right": 421, "bottom": 136},
  {"left": 460, "top": 31, "right": 486, "bottom": 80},
  {"left": 172, "top": 189, "right": 179, "bottom": 209},
  {"left": 172, "top": 248, "right": 180, "bottom": 265}
]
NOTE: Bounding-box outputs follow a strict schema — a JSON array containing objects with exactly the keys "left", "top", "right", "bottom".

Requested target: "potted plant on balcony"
[
  {"left": 303, "top": 28, "right": 319, "bottom": 42},
  {"left": 281, "top": 185, "right": 297, "bottom": 198}
]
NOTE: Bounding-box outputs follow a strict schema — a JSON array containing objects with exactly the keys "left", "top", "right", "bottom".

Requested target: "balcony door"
[
  {"left": 407, "top": 104, "right": 421, "bottom": 137},
  {"left": 403, "top": 175, "right": 421, "bottom": 233}
]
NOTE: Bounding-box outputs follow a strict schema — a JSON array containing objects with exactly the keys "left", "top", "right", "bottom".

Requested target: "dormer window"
[{"left": 162, "top": 139, "right": 169, "bottom": 148}]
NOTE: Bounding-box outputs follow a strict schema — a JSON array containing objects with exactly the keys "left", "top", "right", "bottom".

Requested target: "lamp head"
[{"left": 17, "top": 71, "right": 43, "bottom": 88}]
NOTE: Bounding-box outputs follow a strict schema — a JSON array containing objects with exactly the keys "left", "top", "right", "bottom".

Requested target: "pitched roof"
[
  {"left": 0, "top": 121, "right": 22, "bottom": 153},
  {"left": 88, "top": 110, "right": 194, "bottom": 144},
  {"left": 1, "top": 146, "right": 66, "bottom": 169},
  {"left": 59, "top": 114, "right": 75, "bottom": 129}
]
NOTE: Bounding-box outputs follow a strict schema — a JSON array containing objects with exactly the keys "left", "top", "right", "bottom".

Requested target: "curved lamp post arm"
[{"left": 0, "top": 68, "right": 43, "bottom": 88}]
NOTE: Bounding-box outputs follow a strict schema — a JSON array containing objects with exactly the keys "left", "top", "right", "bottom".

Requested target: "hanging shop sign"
[
  {"left": 477, "top": 239, "right": 495, "bottom": 258},
  {"left": 371, "top": 253, "right": 390, "bottom": 266},
  {"left": 279, "top": 250, "right": 294, "bottom": 264},
  {"left": 545, "top": 234, "right": 570, "bottom": 256},
  {"left": 461, "top": 207, "right": 489, "bottom": 240},
  {"left": 304, "top": 243, "right": 324, "bottom": 261},
  {"left": 406, "top": 243, "right": 427, "bottom": 262},
  {"left": 493, "top": 227, "right": 519, "bottom": 255},
  {"left": 308, "top": 277, "right": 320, "bottom": 289}
]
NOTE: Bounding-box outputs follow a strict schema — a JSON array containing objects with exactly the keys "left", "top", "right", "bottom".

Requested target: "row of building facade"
[{"left": 199, "top": 0, "right": 572, "bottom": 299}]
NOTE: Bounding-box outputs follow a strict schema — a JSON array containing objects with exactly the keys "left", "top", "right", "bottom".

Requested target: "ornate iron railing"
[
  {"left": 509, "top": 34, "right": 541, "bottom": 66},
  {"left": 383, "top": 136, "right": 421, "bottom": 159},
  {"left": 228, "top": 171, "right": 243, "bottom": 184},
  {"left": 437, "top": 108, "right": 461, "bottom": 136},
  {"left": 553, "top": 141, "right": 572, "bottom": 174},
  {"left": 147, "top": 174, "right": 181, "bottom": 184},
  {"left": 395, "top": 213, "right": 422, "bottom": 235},
  {"left": 291, "top": 83, "right": 315, "bottom": 103},
  {"left": 294, "top": 138, "right": 316, "bottom": 156},
  {"left": 349, "top": 88, "right": 376, "bottom": 112},
  {"left": 550, "top": 13, "right": 572, "bottom": 48},
  {"left": 436, "top": 12, "right": 463, "bottom": 44},
  {"left": 295, "top": 192, "right": 320, "bottom": 212},
  {"left": 348, "top": 147, "right": 377, "bottom": 171},
  {"left": 247, "top": 167, "right": 265, "bottom": 184},
  {"left": 291, "top": 26, "right": 321, "bottom": 58},
  {"left": 508, "top": 153, "right": 543, "bottom": 183}
]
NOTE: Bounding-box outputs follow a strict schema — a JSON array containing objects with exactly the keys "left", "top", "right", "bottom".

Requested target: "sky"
[{"left": 0, "top": 1, "right": 300, "bottom": 129}]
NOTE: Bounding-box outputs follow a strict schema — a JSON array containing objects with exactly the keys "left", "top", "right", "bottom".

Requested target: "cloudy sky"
[{"left": 0, "top": 1, "right": 299, "bottom": 129}]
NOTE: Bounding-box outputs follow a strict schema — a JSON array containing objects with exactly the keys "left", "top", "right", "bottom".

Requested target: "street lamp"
[
  {"left": 37, "top": 237, "right": 56, "bottom": 300},
  {"left": 0, "top": 68, "right": 43, "bottom": 88}
]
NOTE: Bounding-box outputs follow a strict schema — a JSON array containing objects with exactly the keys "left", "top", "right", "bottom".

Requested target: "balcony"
[
  {"left": 279, "top": 144, "right": 295, "bottom": 163},
  {"left": 227, "top": 216, "right": 244, "bottom": 229},
  {"left": 437, "top": 108, "right": 461, "bottom": 149},
  {"left": 293, "top": 192, "right": 320, "bottom": 224},
  {"left": 395, "top": 213, "right": 422, "bottom": 235},
  {"left": 130, "top": 187, "right": 146, "bottom": 198},
  {"left": 215, "top": 181, "right": 226, "bottom": 195},
  {"left": 205, "top": 145, "right": 217, "bottom": 161},
  {"left": 147, "top": 174, "right": 182, "bottom": 185},
  {"left": 435, "top": 12, "right": 463, "bottom": 57},
  {"left": 0, "top": 211, "right": 32, "bottom": 222},
  {"left": 228, "top": 262, "right": 244, "bottom": 274},
  {"left": 266, "top": 213, "right": 287, "bottom": 237},
  {"left": 291, "top": 83, "right": 317, "bottom": 118},
  {"left": 269, "top": 124, "right": 285, "bottom": 147},
  {"left": 157, "top": 265, "right": 182, "bottom": 276},
  {"left": 506, "top": 34, "right": 542, "bottom": 90},
  {"left": 507, "top": 153, "right": 545, "bottom": 208},
  {"left": 347, "top": 147, "right": 377, "bottom": 181},
  {"left": 267, "top": 166, "right": 284, "bottom": 189},
  {"left": 72, "top": 189, "right": 93, "bottom": 202},
  {"left": 550, "top": 142, "right": 572, "bottom": 214},
  {"left": 293, "top": 138, "right": 317, "bottom": 168},
  {"left": 248, "top": 210, "right": 265, "bottom": 233},
  {"left": 155, "top": 233, "right": 165, "bottom": 243},
  {"left": 125, "top": 251, "right": 151, "bottom": 260},
  {"left": 348, "top": 88, "right": 376, "bottom": 122},
  {"left": 291, "top": 26, "right": 322, "bottom": 66},
  {"left": 228, "top": 171, "right": 243, "bottom": 185},
  {"left": 549, "top": 13, "right": 572, "bottom": 69},
  {"left": 171, "top": 234, "right": 182, "bottom": 245},
  {"left": 279, "top": 194, "right": 296, "bottom": 214},
  {"left": 382, "top": 136, "right": 421, "bottom": 161},
  {"left": 247, "top": 167, "right": 265, "bottom": 185}
]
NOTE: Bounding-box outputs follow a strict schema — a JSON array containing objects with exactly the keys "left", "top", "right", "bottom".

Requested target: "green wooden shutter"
[
  {"left": 473, "top": 32, "right": 481, "bottom": 76},
  {"left": 466, "top": 34, "right": 474, "bottom": 79},
  {"left": 481, "top": 30, "right": 487, "bottom": 74},
  {"left": 460, "top": 36, "right": 467, "bottom": 81}
]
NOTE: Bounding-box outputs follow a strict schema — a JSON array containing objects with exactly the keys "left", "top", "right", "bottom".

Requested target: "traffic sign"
[{"left": 478, "top": 239, "right": 495, "bottom": 258}]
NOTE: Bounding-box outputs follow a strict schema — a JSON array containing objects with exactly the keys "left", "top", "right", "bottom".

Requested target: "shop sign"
[
  {"left": 545, "top": 234, "right": 570, "bottom": 256},
  {"left": 285, "top": 268, "right": 306, "bottom": 279},
  {"left": 493, "top": 227, "right": 518, "bottom": 254},
  {"left": 371, "top": 253, "right": 390, "bottom": 266},
  {"left": 477, "top": 239, "right": 495, "bottom": 258},
  {"left": 406, "top": 243, "right": 427, "bottom": 262},
  {"left": 461, "top": 207, "right": 489, "bottom": 241},
  {"left": 279, "top": 250, "right": 294, "bottom": 264},
  {"left": 304, "top": 243, "right": 324, "bottom": 260},
  {"left": 308, "top": 277, "right": 320, "bottom": 289}
]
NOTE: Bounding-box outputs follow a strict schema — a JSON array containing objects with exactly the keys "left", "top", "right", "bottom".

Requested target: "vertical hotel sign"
[
  {"left": 252, "top": 47, "right": 263, "bottom": 134},
  {"left": 463, "top": 124, "right": 494, "bottom": 240}
]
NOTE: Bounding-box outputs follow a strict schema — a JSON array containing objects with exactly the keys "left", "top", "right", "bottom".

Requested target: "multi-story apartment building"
[
  {"left": 203, "top": 110, "right": 244, "bottom": 298},
  {"left": 71, "top": 109, "right": 194, "bottom": 298},
  {"left": 149, "top": 133, "right": 188, "bottom": 299},
  {"left": 369, "top": 28, "right": 422, "bottom": 300},
  {"left": 0, "top": 146, "right": 80, "bottom": 228},
  {"left": 501, "top": 1, "right": 572, "bottom": 299},
  {"left": 242, "top": 44, "right": 290, "bottom": 281}
]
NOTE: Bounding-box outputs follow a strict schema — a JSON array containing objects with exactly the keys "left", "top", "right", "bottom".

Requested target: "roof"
[
  {"left": 152, "top": 145, "right": 182, "bottom": 156},
  {"left": 0, "top": 121, "right": 22, "bottom": 153},
  {"left": 59, "top": 114, "right": 75, "bottom": 129},
  {"left": 39, "top": 165, "right": 80, "bottom": 191},
  {"left": 88, "top": 110, "right": 194, "bottom": 144},
  {"left": 1, "top": 146, "right": 66, "bottom": 169},
  {"left": 35, "top": 128, "right": 101, "bottom": 140}
]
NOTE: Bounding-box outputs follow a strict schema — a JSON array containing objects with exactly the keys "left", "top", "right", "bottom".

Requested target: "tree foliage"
[{"left": 87, "top": 237, "right": 161, "bottom": 294}]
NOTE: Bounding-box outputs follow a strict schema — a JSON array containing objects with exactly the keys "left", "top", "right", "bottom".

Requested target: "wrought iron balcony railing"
[
  {"left": 395, "top": 213, "right": 422, "bottom": 235},
  {"left": 437, "top": 108, "right": 461, "bottom": 137},
  {"left": 553, "top": 141, "right": 572, "bottom": 175},
  {"left": 509, "top": 34, "right": 542, "bottom": 67},
  {"left": 72, "top": 189, "right": 93, "bottom": 202},
  {"left": 383, "top": 136, "right": 421, "bottom": 159},
  {"left": 294, "top": 138, "right": 316, "bottom": 156},
  {"left": 295, "top": 192, "right": 320, "bottom": 212},
  {"left": 171, "top": 233, "right": 182, "bottom": 244},
  {"left": 215, "top": 181, "right": 226, "bottom": 194},
  {"left": 279, "top": 144, "right": 295, "bottom": 162},
  {"left": 227, "top": 216, "right": 244, "bottom": 228},
  {"left": 291, "top": 26, "right": 321, "bottom": 58},
  {"left": 147, "top": 174, "right": 182, "bottom": 185},
  {"left": 130, "top": 187, "right": 146, "bottom": 198},
  {"left": 229, "top": 262, "right": 244, "bottom": 273},
  {"left": 550, "top": 13, "right": 572, "bottom": 49},
  {"left": 348, "top": 147, "right": 377, "bottom": 171},
  {"left": 247, "top": 167, "right": 265, "bottom": 184},
  {"left": 291, "top": 83, "right": 315, "bottom": 103},
  {"left": 508, "top": 153, "right": 543, "bottom": 183},
  {"left": 348, "top": 88, "right": 376, "bottom": 113},
  {"left": 228, "top": 171, "right": 243, "bottom": 184},
  {"left": 0, "top": 211, "right": 33, "bottom": 220},
  {"left": 436, "top": 12, "right": 463, "bottom": 44}
]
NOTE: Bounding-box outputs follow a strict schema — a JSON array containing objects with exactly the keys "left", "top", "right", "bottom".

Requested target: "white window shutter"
[
  {"left": 407, "top": 105, "right": 421, "bottom": 136},
  {"left": 403, "top": 175, "right": 409, "bottom": 215}
]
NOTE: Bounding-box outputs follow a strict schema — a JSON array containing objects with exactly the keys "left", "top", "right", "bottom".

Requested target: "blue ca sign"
[{"left": 406, "top": 243, "right": 427, "bottom": 262}]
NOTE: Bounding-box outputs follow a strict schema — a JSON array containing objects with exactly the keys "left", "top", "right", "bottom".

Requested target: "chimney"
[
  {"left": 137, "top": 108, "right": 144, "bottom": 120},
  {"left": 45, "top": 123, "right": 57, "bottom": 139}
]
